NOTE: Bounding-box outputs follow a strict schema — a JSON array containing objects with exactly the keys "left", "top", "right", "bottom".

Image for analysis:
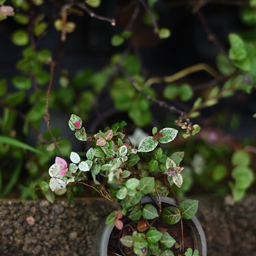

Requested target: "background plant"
[{"left": 0, "top": 0, "right": 255, "bottom": 201}]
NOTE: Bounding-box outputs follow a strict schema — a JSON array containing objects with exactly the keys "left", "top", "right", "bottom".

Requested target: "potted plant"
[{"left": 47, "top": 114, "right": 206, "bottom": 256}]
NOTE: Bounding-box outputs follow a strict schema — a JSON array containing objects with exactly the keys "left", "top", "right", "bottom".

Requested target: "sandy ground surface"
[{"left": 0, "top": 194, "right": 256, "bottom": 256}]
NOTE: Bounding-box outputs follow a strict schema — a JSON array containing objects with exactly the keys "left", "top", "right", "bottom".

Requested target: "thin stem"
[
  {"left": 180, "top": 217, "right": 185, "bottom": 252},
  {"left": 162, "top": 176, "right": 179, "bottom": 206},
  {"left": 139, "top": 0, "right": 159, "bottom": 34},
  {"left": 76, "top": 2, "right": 116, "bottom": 26},
  {"left": 198, "top": 10, "right": 230, "bottom": 61},
  {"left": 124, "top": 1, "right": 140, "bottom": 31},
  {"left": 119, "top": 64, "right": 188, "bottom": 120},
  {"left": 44, "top": 61, "right": 63, "bottom": 158},
  {"left": 145, "top": 63, "right": 221, "bottom": 88}
]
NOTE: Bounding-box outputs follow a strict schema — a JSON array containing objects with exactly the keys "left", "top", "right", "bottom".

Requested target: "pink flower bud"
[{"left": 74, "top": 121, "right": 81, "bottom": 129}]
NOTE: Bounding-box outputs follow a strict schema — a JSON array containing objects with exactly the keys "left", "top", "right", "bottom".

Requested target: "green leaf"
[
  {"left": 138, "top": 136, "right": 158, "bottom": 152},
  {"left": 126, "top": 191, "right": 143, "bottom": 207},
  {"left": 229, "top": 182, "right": 245, "bottom": 202},
  {"left": 105, "top": 211, "right": 117, "bottom": 225},
  {"left": 86, "top": 148, "right": 94, "bottom": 160},
  {"left": 11, "top": 30, "right": 29, "bottom": 46},
  {"left": 170, "top": 153, "right": 183, "bottom": 165},
  {"left": 163, "top": 84, "right": 179, "bottom": 100},
  {"left": 179, "top": 200, "right": 199, "bottom": 219},
  {"left": 153, "top": 186, "right": 169, "bottom": 197},
  {"left": 39, "top": 181, "right": 49, "bottom": 194},
  {"left": 114, "top": 93, "right": 132, "bottom": 111},
  {"left": 212, "top": 164, "right": 227, "bottom": 181},
  {"left": 34, "top": 21, "right": 47, "bottom": 36},
  {"left": 232, "top": 166, "right": 254, "bottom": 189},
  {"left": 120, "top": 235, "right": 134, "bottom": 248},
  {"left": 216, "top": 52, "right": 235, "bottom": 76},
  {"left": 85, "top": 0, "right": 101, "bottom": 8},
  {"left": 142, "top": 204, "right": 158, "bottom": 219},
  {"left": 94, "top": 148, "right": 105, "bottom": 158},
  {"left": 91, "top": 164, "right": 101, "bottom": 175},
  {"left": 37, "top": 49, "right": 52, "bottom": 62},
  {"left": 228, "top": 33, "right": 247, "bottom": 61},
  {"left": 13, "top": 13, "right": 29, "bottom": 25},
  {"left": 159, "top": 128, "right": 178, "bottom": 144},
  {"left": 12, "top": 76, "right": 31, "bottom": 90},
  {"left": 152, "top": 148, "right": 162, "bottom": 161},
  {"left": 146, "top": 227, "right": 163, "bottom": 243},
  {"left": 231, "top": 150, "right": 250, "bottom": 166},
  {"left": 160, "top": 250, "right": 175, "bottom": 256},
  {"left": 161, "top": 206, "right": 181, "bottom": 225},
  {"left": 149, "top": 160, "right": 158, "bottom": 172},
  {"left": 160, "top": 232, "right": 176, "bottom": 248},
  {"left": 205, "top": 99, "right": 218, "bottom": 107},
  {"left": 159, "top": 28, "right": 171, "bottom": 39},
  {"left": 126, "top": 178, "right": 140, "bottom": 190},
  {"left": 35, "top": 71, "right": 50, "bottom": 85},
  {"left": 0, "top": 136, "right": 42, "bottom": 154},
  {"left": 111, "top": 34, "right": 124, "bottom": 47},
  {"left": 173, "top": 173, "right": 183, "bottom": 188},
  {"left": 75, "top": 128, "right": 87, "bottom": 141},
  {"left": 129, "top": 206, "right": 142, "bottom": 221},
  {"left": 0, "top": 0, "right": 6, "bottom": 4},
  {"left": 137, "top": 177, "right": 155, "bottom": 195},
  {"left": 44, "top": 188, "right": 55, "bottom": 203},
  {"left": 128, "top": 153, "right": 140, "bottom": 166},
  {"left": 117, "top": 187, "right": 128, "bottom": 199},
  {"left": 179, "top": 84, "right": 193, "bottom": 101},
  {"left": 189, "top": 111, "right": 200, "bottom": 118},
  {"left": 253, "top": 113, "right": 256, "bottom": 118}
]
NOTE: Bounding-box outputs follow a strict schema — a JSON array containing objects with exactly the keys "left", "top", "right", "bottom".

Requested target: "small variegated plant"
[{"left": 47, "top": 114, "right": 200, "bottom": 256}]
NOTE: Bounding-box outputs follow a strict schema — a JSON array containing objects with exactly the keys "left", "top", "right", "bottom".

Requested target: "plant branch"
[
  {"left": 124, "top": 1, "right": 140, "bottom": 31},
  {"left": 145, "top": 63, "right": 222, "bottom": 88},
  {"left": 198, "top": 10, "right": 230, "bottom": 61},
  {"left": 76, "top": 2, "right": 116, "bottom": 26},
  {"left": 139, "top": 0, "right": 159, "bottom": 34},
  {"left": 118, "top": 64, "right": 189, "bottom": 120},
  {"left": 44, "top": 61, "right": 63, "bottom": 158}
]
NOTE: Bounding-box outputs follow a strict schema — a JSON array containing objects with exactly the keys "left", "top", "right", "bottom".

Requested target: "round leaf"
[
  {"left": 78, "top": 161, "right": 89, "bottom": 172},
  {"left": 69, "top": 163, "right": 78, "bottom": 173},
  {"left": 11, "top": 30, "right": 29, "bottom": 46},
  {"left": 120, "top": 235, "right": 134, "bottom": 248},
  {"left": 68, "top": 114, "right": 82, "bottom": 131},
  {"left": 161, "top": 206, "right": 181, "bottom": 225},
  {"left": 179, "top": 200, "right": 199, "bottom": 219},
  {"left": 159, "top": 28, "right": 171, "bottom": 39},
  {"left": 138, "top": 136, "right": 158, "bottom": 152},
  {"left": 105, "top": 211, "right": 117, "bottom": 225},
  {"left": 126, "top": 178, "right": 140, "bottom": 190},
  {"left": 173, "top": 173, "right": 183, "bottom": 188},
  {"left": 75, "top": 128, "right": 87, "bottom": 141},
  {"left": 85, "top": 0, "right": 101, "bottom": 8},
  {"left": 70, "top": 152, "right": 81, "bottom": 163},
  {"left": 142, "top": 204, "right": 158, "bottom": 220},
  {"left": 117, "top": 187, "right": 128, "bottom": 199},
  {"left": 159, "top": 128, "right": 178, "bottom": 144},
  {"left": 146, "top": 227, "right": 163, "bottom": 243},
  {"left": 12, "top": 76, "right": 31, "bottom": 90},
  {"left": 232, "top": 150, "right": 251, "bottom": 166},
  {"left": 160, "top": 250, "right": 175, "bottom": 256},
  {"left": 160, "top": 232, "right": 176, "bottom": 248},
  {"left": 127, "top": 154, "right": 140, "bottom": 166},
  {"left": 129, "top": 206, "right": 142, "bottom": 221},
  {"left": 137, "top": 177, "right": 155, "bottom": 195},
  {"left": 149, "top": 160, "right": 158, "bottom": 172}
]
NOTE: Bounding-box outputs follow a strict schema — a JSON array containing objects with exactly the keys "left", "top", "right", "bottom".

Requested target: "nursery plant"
[{"left": 46, "top": 113, "right": 202, "bottom": 256}]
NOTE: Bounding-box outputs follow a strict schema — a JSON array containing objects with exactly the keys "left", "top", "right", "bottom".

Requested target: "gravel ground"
[{"left": 0, "top": 194, "right": 256, "bottom": 256}]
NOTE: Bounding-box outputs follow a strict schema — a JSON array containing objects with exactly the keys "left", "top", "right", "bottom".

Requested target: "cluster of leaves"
[
  {"left": 116, "top": 200, "right": 198, "bottom": 256},
  {"left": 44, "top": 114, "right": 199, "bottom": 255},
  {"left": 229, "top": 150, "right": 255, "bottom": 202}
]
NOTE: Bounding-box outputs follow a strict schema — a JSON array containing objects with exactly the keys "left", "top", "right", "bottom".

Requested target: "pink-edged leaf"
[
  {"left": 96, "top": 138, "right": 106, "bottom": 146},
  {"left": 104, "top": 130, "right": 113, "bottom": 141},
  {"left": 115, "top": 219, "right": 123, "bottom": 230},
  {"left": 115, "top": 211, "right": 123, "bottom": 220},
  {"left": 74, "top": 120, "right": 81, "bottom": 130},
  {"left": 60, "top": 168, "right": 68, "bottom": 176},
  {"left": 55, "top": 157, "right": 68, "bottom": 170}
]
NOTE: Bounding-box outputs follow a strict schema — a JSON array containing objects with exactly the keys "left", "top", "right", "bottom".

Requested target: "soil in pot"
[{"left": 108, "top": 208, "right": 194, "bottom": 256}]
